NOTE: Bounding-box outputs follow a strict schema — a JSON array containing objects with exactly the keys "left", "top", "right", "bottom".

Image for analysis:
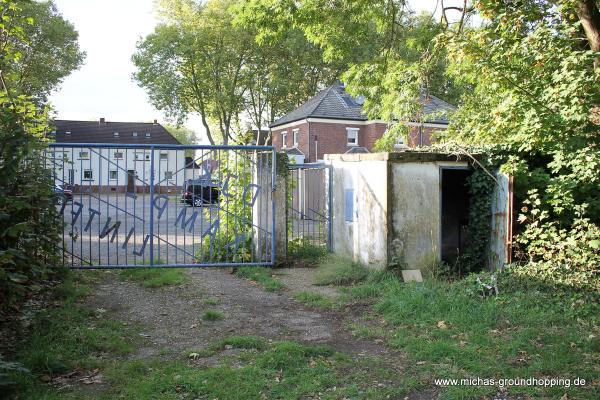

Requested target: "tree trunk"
[{"left": 577, "top": 0, "right": 600, "bottom": 66}]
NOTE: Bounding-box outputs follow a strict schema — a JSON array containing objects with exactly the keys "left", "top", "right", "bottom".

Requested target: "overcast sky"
[{"left": 50, "top": 0, "right": 444, "bottom": 143}]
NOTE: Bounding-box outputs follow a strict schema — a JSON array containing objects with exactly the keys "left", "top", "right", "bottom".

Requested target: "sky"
[{"left": 50, "top": 0, "right": 445, "bottom": 144}]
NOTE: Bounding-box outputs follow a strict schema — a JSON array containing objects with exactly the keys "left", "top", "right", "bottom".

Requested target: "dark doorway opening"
[{"left": 441, "top": 168, "right": 472, "bottom": 265}]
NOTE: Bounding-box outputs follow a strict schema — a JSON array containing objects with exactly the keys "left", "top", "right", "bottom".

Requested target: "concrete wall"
[
  {"left": 328, "top": 157, "right": 389, "bottom": 269},
  {"left": 252, "top": 152, "right": 287, "bottom": 265},
  {"left": 390, "top": 161, "right": 469, "bottom": 271}
]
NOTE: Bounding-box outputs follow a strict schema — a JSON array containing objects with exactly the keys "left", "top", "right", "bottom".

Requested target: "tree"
[
  {"left": 238, "top": 0, "right": 466, "bottom": 147},
  {"left": 8, "top": 0, "right": 85, "bottom": 104},
  {"left": 133, "top": 0, "right": 341, "bottom": 145},
  {"left": 133, "top": 0, "right": 253, "bottom": 145},
  {"left": 239, "top": 27, "right": 342, "bottom": 146},
  {"left": 0, "top": 0, "right": 68, "bottom": 308},
  {"left": 164, "top": 124, "right": 199, "bottom": 144}
]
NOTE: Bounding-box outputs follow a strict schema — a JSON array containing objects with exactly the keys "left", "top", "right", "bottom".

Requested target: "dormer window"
[
  {"left": 132, "top": 132, "right": 138, "bottom": 137},
  {"left": 145, "top": 132, "right": 151, "bottom": 138},
  {"left": 65, "top": 131, "right": 71, "bottom": 135},
  {"left": 113, "top": 132, "right": 119, "bottom": 137}
]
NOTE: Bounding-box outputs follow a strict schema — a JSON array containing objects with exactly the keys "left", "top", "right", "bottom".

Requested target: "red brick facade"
[
  {"left": 272, "top": 120, "right": 392, "bottom": 162},
  {"left": 407, "top": 126, "right": 441, "bottom": 147},
  {"left": 271, "top": 119, "right": 444, "bottom": 161}
]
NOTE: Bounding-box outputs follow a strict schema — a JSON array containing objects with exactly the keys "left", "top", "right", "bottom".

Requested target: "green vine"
[{"left": 459, "top": 158, "right": 497, "bottom": 274}]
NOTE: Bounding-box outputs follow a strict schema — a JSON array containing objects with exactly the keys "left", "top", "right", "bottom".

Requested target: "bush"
[
  {"left": 514, "top": 191, "right": 600, "bottom": 292},
  {"left": 0, "top": 95, "right": 60, "bottom": 311}
]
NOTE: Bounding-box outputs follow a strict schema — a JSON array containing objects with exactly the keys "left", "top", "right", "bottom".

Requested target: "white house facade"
[{"left": 49, "top": 119, "right": 192, "bottom": 193}]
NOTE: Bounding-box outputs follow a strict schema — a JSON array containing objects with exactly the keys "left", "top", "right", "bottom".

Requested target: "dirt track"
[{"left": 87, "top": 268, "right": 403, "bottom": 365}]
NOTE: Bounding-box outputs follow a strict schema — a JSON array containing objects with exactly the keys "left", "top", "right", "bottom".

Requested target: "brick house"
[{"left": 269, "top": 82, "right": 456, "bottom": 163}]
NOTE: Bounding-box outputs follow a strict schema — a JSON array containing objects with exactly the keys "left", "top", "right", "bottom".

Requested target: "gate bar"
[{"left": 51, "top": 143, "right": 273, "bottom": 151}]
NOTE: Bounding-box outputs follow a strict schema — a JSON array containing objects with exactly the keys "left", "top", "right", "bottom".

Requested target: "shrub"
[{"left": 513, "top": 197, "right": 600, "bottom": 292}]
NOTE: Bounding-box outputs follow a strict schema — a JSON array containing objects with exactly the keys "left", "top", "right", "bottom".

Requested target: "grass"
[
  {"left": 3, "top": 272, "right": 138, "bottom": 400},
  {"left": 322, "top": 262, "right": 600, "bottom": 400},
  {"left": 118, "top": 267, "right": 190, "bottom": 288},
  {"left": 293, "top": 291, "right": 334, "bottom": 309},
  {"left": 314, "top": 255, "right": 369, "bottom": 286},
  {"left": 202, "top": 310, "right": 224, "bottom": 321},
  {"left": 101, "top": 338, "right": 412, "bottom": 400},
  {"left": 203, "top": 298, "right": 219, "bottom": 305},
  {"left": 234, "top": 266, "right": 285, "bottom": 292},
  {"left": 288, "top": 237, "right": 328, "bottom": 262}
]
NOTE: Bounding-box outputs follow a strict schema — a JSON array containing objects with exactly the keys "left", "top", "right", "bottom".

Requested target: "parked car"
[
  {"left": 54, "top": 184, "right": 73, "bottom": 205},
  {"left": 180, "top": 179, "right": 220, "bottom": 207}
]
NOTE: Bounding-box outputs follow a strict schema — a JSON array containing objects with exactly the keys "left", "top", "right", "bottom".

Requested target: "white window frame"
[
  {"left": 145, "top": 132, "right": 151, "bottom": 138},
  {"left": 83, "top": 170, "right": 93, "bottom": 180},
  {"left": 113, "top": 132, "right": 119, "bottom": 137},
  {"left": 281, "top": 131, "right": 287, "bottom": 149},
  {"left": 109, "top": 170, "right": 118, "bottom": 181},
  {"left": 113, "top": 151, "right": 124, "bottom": 160},
  {"left": 134, "top": 152, "right": 150, "bottom": 161},
  {"left": 346, "top": 128, "right": 358, "bottom": 146},
  {"left": 132, "top": 132, "right": 138, "bottom": 137},
  {"left": 292, "top": 129, "right": 299, "bottom": 147},
  {"left": 160, "top": 152, "right": 168, "bottom": 161},
  {"left": 78, "top": 151, "right": 89, "bottom": 160}
]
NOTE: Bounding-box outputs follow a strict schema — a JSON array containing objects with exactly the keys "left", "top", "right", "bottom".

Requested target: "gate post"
[{"left": 253, "top": 151, "right": 287, "bottom": 265}]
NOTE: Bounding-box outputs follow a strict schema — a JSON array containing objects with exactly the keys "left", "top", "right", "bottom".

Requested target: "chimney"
[
  {"left": 99, "top": 117, "right": 105, "bottom": 124},
  {"left": 153, "top": 119, "right": 158, "bottom": 125}
]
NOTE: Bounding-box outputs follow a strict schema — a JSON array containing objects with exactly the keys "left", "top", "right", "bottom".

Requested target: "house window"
[
  {"left": 113, "top": 132, "right": 119, "bottom": 137},
  {"left": 78, "top": 151, "right": 89, "bottom": 159},
  {"left": 134, "top": 152, "right": 150, "bottom": 161},
  {"left": 145, "top": 132, "right": 151, "bottom": 138},
  {"left": 293, "top": 129, "right": 299, "bottom": 147},
  {"left": 51, "top": 151, "right": 68, "bottom": 160},
  {"left": 132, "top": 132, "right": 138, "bottom": 137},
  {"left": 281, "top": 131, "right": 287, "bottom": 148},
  {"left": 109, "top": 170, "right": 118, "bottom": 180},
  {"left": 113, "top": 151, "right": 123, "bottom": 160},
  {"left": 346, "top": 128, "right": 358, "bottom": 146},
  {"left": 164, "top": 171, "right": 173, "bottom": 180},
  {"left": 160, "top": 152, "right": 168, "bottom": 160},
  {"left": 83, "top": 170, "right": 93, "bottom": 180},
  {"left": 65, "top": 131, "right": 71, "bottom": 135}
]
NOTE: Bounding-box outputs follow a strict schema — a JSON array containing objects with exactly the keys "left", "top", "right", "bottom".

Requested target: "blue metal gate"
[
  {"left": 288, "top": 163, "right": 332, "bottom": 253},
  {"left": 46, "top": 143, "right": 276, "bottom": 268}
]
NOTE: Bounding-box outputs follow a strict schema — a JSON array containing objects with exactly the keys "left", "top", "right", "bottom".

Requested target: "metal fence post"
[
  {"left": 149, "top": 145, "right": 155, "bottom": 267},
  {"left": 328, "top": 164, "right": 333, "bottom": 252},
  {"left": 271, "top": 148, "right": 277, "bottom": 265}
]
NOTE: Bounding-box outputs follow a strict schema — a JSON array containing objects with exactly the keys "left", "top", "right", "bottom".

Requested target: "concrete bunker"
[{"left": 325, "top": 152, "right": 503, "bottom": 274}]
